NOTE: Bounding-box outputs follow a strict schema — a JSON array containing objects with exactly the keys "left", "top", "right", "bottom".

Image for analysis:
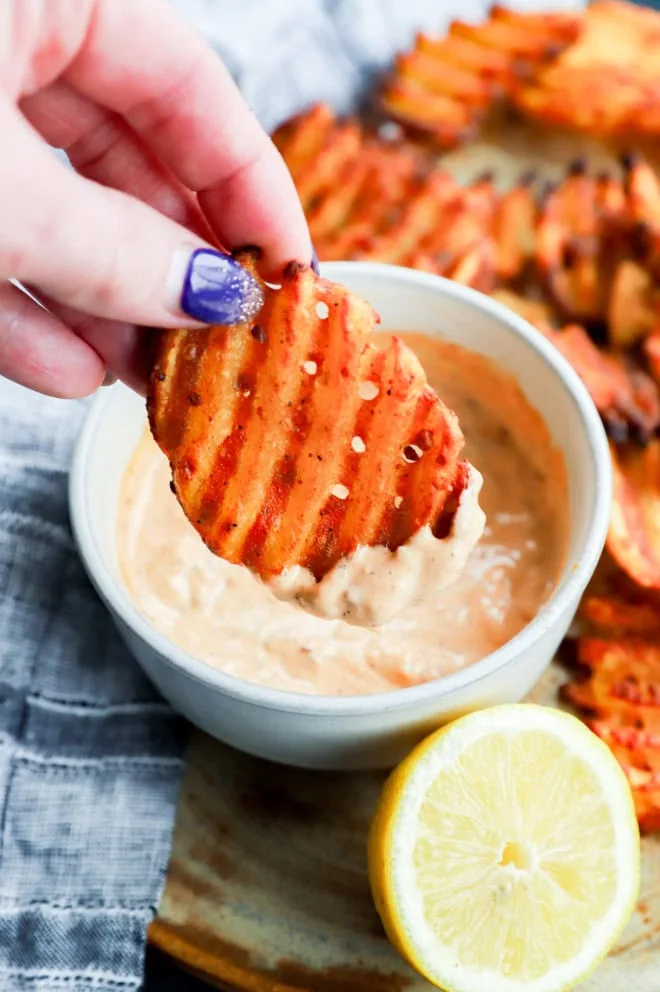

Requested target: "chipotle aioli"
[{"left": 118, "top": 334, "right": 568, "bottom": 696}]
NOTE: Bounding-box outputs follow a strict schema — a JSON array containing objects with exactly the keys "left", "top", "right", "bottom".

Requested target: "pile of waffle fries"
[{"left": 272, "top": 0, "right": 660, "bottom": 830}]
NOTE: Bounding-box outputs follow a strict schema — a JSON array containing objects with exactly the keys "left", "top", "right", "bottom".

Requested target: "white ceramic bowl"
[{"left": 69, "top": 262, "right": 611, "bottom": 770}]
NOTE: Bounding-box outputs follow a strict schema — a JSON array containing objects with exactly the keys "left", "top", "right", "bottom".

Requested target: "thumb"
[{"left": 0, "top": 99, "right": 264, "bottom": 328}]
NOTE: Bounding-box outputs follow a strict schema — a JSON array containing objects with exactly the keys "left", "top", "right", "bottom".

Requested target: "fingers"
[
  {"left": 63, "top": 0, "right": 310, "bottom": 275},
  {"left": 19, "top": 80, "right": 216, "bottom": 242},
  {"left": 34, "top": 293, "right": 149, "bottom": 395},
  {"left": 0, "top": 97, "right": 264, "bottom": 328},
  {"left": 0, "top": 282, "right": 104, "bottom": 398}
]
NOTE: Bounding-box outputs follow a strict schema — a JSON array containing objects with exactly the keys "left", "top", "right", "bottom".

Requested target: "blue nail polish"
[
  {"left": 180, "top": 248, "right": 264, "bottom": 324},
  {"left": 311, "top": 246, "right": 320, "bottom": 275}
]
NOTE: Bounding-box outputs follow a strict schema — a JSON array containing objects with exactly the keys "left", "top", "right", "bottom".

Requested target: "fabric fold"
[{"left": 0, "top": 381, "right": 187, "bottom": 992}]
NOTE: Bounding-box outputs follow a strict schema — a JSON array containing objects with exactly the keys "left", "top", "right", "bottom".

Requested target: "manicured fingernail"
[
  {"left": 180, "top": 248, "right": 264, "bottom": 325},
  {"left": 102, "top": 371, "right": 117, "bottom": 387},
  {"left": 311, "top": 247, "right": 320, "bottom": 275}
]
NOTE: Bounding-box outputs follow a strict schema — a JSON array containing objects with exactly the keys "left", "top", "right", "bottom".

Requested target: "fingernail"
[
  {"left": 102, "top": 371, "right": 117, "bottom": 387},
  {"left": 311, "top": 246, "right": 320, "bottom": 275},
  {"left": 180, "top": 248, "right": 264, "bottom": 325}
]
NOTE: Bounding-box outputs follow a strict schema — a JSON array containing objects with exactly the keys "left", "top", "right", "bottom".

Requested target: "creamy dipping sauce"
[
  {"left": 269, "top": 464, "right": 485, "bottom": 626},
  {"left": 118, "top": 334, "right": 568, "bottom": 696}
]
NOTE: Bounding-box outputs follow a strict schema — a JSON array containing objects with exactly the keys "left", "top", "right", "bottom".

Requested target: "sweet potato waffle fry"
[
  {"left": 272, "top": 105, "right": 362, "bottom": 215},
  {"left": 644, "top": 330, "right": 660, "bottom": 386},
  {"left": 350, "top": 169, "right": 460, "bottom": 266},
  {"left": 533, "top": 158, "right": 660, "bottom": 341},
  {"left": 515, "top": 1, "right": 660, "bottom": 140},
  {"left": 379, "top": 6, "right": 582, "bottom": 148},
  {"left": 535, "top": 161, "right": 621, "bottom": 324},
  {"left": 489, "top": 289, "right": 554, "bottom": 329},
  {"left": 609, "top": 260, "right": 658, "bottom": 350},
  {"left": 581, "top": 591, "right": 660, "bottom": 638},
  {"left": 563, "top": 626, "right": 660, "bottom": 830},
  {"left": 563, "top": 440, "right": 660, "bottom": 834},
  {"left": 397, "top": 173, "right": 498, "bottom": 291},
  {"left": 623, "top": 153, "right": 660, "bottom": 284},
  {"left": 276, "top": 107, "right": 501, "bottom": 290},
  {"left": 608, "top": 441, "right": 660, "bottom": 589},
  {"left": 148, "top": 254, "right": 468, "bottom": 583},
  {"left": 492, "top": 173, "right": 538, "bottom": 282},
  {"left": 540, "top": 325, "right": 660, "bottom": 444}
]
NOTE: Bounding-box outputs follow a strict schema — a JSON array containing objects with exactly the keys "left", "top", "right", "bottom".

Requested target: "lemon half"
[{"left": 368, "top": 704, "right": 640, "bottom": 992}]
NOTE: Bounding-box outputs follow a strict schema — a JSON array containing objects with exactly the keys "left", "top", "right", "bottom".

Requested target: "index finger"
[{"left": 65, "top": 0, "right": 310, "bottom": 276}]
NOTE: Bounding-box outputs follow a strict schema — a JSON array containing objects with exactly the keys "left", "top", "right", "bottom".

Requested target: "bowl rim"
[{"left": 69, "top": 261, "right": 612, "bottom": 717}]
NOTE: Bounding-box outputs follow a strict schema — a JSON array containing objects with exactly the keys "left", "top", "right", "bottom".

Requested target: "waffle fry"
[
  {"left": 447, "top": 239, "right": 496, "bottom": 293},
  {"left": 644, "top": 330, "right": 660, "bottom": 385},
  {"left": 625, "top": 777, "right": 660, "bottom": 832},
  {"left": 540, "top": 325, "right": 660, "bottom": 443},
  {"left": 488, "top": 4, "right": 583, "bottom": 44},
  {"left": 534, "top": 156, "right": 660, "bottom": 343},
  {"left": 314, "top": 139, "right": 422, "bottom": 262},
  {"left": 351, "top": 169, "right": 458, "bottom": 265},
  {"left": 564, "top": 637, "right": 660, "bottom": 716},
  {"left": 490, "top": 289, "right": 556, "bottom": 329},
  {"left": 271, "top": 103, "right": 366, "bottom": 216},
  {"left": 451, "top": 7, "right": 581, "bottom": 61},
  {"left": 380, "top": 7, "right": 581, "bottom": 146},
  {"left": 493, "top": 173, "right": 538, "bottom": 281},
  {"left": 306, "top": 142, "right": 414, "bottom": 247},
  {"left": 593, "top": 726, "right": 660, "bottom": 831},
  {"left": 608, "top": 260, "right": 658, "bottom": 350},
  {"left": 400, "top": 173, "right": 498, "bottom": 291},
  {"left": 535, "top": 161, "right": 620, "bottom": 323},
  {"left": 597, "top": 170, "right": 627, "bottom": 227},
  {"left": 392, "top": 49, "right": 494, "bottom": 109},
  {"left": 562, "top": 635, "right": 660, "bottom": 830},
  {"left": 415, "top": 32, "right": 514, "bottom": 86},
  {"left": 271, "top": 102, "right": 336, "bottom": 177},
  {"left": 608, "top": 440, "right": 660, "bottom": 588},
  {"left": 379, "top": 75, "right": 480, "bottom": 148},
  {"left": 581, "top": 592, "right": 660, "bottom": 637},
  {"left": 148, "top": 254, "right": 468, "bottom": 583},
  {"left": 623, "top": 153, "right": 660, "bottom": 279},
  {"left": 516, "top": 1, "right": 660, "bottom": 138}
]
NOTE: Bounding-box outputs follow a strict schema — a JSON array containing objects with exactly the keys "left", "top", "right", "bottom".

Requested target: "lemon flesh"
[{"left": 368, "top": 705, "right": 640, "bottom": 992}]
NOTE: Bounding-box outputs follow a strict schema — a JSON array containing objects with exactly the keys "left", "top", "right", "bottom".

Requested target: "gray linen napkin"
[
  {"left": 0, "top": 379, "right": 187, "bottom": 991},
  {"left": 0, "top": 1, "right": 583, "bottom": 989}
]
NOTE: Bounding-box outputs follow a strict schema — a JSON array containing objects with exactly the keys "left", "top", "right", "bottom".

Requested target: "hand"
[{"left": 0, "top": 0, "right": 311, "bottom": 397}]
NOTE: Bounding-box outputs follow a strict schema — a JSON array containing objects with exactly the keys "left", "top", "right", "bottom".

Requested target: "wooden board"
[{"left": 149, "top": 661, "right": 660, "bottom": 991}]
